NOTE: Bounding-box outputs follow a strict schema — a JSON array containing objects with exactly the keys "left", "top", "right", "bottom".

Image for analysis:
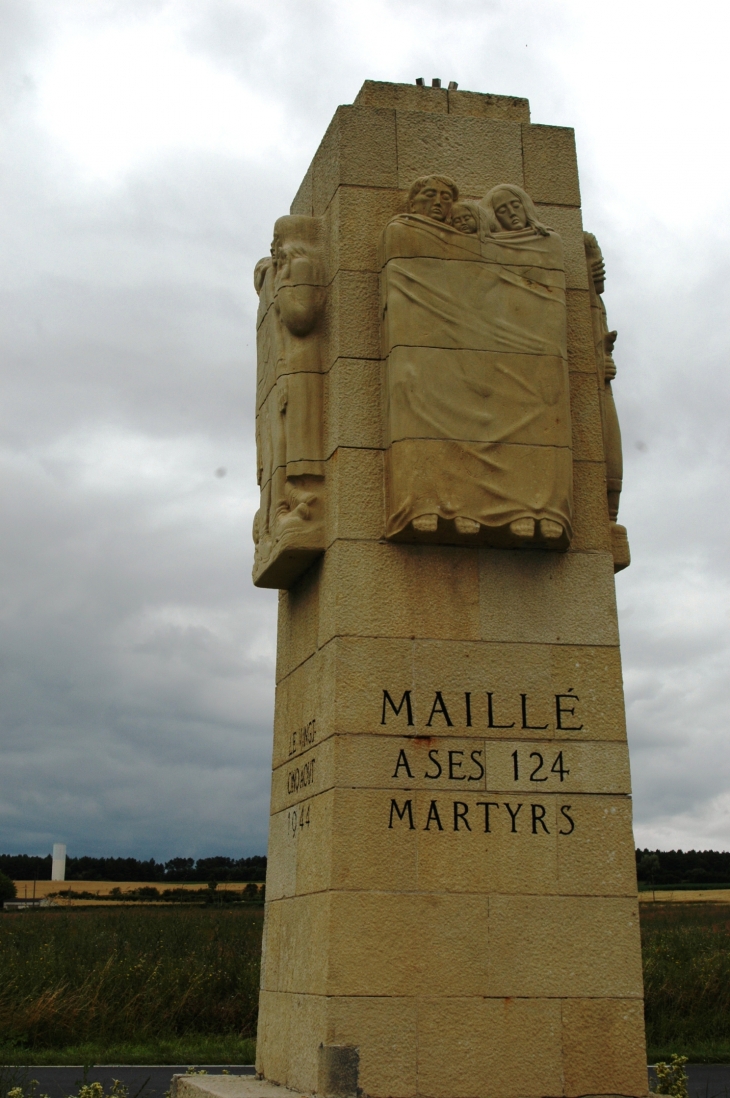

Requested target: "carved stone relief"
[
  {"left": 584, "top": 232, "right": 630, "bottom": 572},
  {"left": 253, "top": 215, "right": 327, "bottom": 588},
  {"left": 380, "top": 176, "right": 573, "bottom": 549}
]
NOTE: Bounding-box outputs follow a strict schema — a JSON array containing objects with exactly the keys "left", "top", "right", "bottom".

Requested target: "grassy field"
[
  {"left": 3, "top": 900, "right": 730, "bottom": 1066},
  {"left": 0, "top": 906, "right": 262, "bottom": 1065},
  {"left": 643, "top": 902, "right": 730, "bottom": 1062}
]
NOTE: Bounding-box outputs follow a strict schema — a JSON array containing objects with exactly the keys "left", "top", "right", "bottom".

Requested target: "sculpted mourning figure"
[
  {"left": 380, "top": 176, "right": 572, "bottom": 549},
  {"left": 252, "top": 215, "right": 327, "bottom": 587},
  {"left": 451, "top": 201, "right": 480, "bottom": 235},
  {"left": 584, "top": 231, "right": 630, "bottom": 571}
]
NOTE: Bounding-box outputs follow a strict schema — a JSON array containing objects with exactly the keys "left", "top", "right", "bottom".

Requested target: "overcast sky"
[{"left": 0, "top": 0, "right": 728, "bottom": 859}]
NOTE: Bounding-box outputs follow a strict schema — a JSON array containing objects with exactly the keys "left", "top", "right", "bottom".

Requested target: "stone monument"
[{"left": 252, "top": 79, "right": 644, "bottom": 1098}]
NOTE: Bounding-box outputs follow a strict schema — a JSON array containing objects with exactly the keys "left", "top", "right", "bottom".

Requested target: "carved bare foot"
[
  {"left": 510, "top": 517, "right": 535, "bottom": 538},
  {"left": 455, "top": 517, "right": 480, "bottom": 535},
  {"left": 413, "top": 513, "right": 438, "bottom": 532},
  {"left": 540, "top": 519, "right": 564, "bottom": 539}
]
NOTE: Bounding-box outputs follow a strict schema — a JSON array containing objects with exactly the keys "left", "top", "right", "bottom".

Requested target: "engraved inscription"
[
  {"left": 288, "top": 717, "right": 317, "bottom": 757},
  {"left": 287, "top": 756, "right": 316, "bottom": 795},
  {"left": 381, "top": 689, "right": 585, "bottom": 732},
  {"left": 287, "top": 801, "right": 311, "bottom": 837},
  {"left": 388, "top": 797, "right": 576, "bottom": 834}
]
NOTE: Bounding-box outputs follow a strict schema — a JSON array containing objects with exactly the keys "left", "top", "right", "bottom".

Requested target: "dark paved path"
[
  {"left": 1, "top": 1065, "right": 255, "bottom": 1098},
  {"left": 5, "top": 1062, "right": 730, "bottom": 1098}
]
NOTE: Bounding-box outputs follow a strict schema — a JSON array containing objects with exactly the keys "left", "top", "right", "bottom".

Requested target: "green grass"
[
  {"left": 0, "top": 907, "right": 262, "bottom": 1062},
  {"left": 643, "top": 902, "right": 730, "bottom": 1062},
  {"left": 0, "top": 1035, "right": 255, "bottom": 1066}
]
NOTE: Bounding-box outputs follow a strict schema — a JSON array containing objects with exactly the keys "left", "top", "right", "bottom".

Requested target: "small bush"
[{"left": 654, "top": 1055, "right": 689, "bottom": 1098}]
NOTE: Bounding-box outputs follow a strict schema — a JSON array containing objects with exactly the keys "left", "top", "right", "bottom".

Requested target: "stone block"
[
  {"left": 325, "top": 446, "right": 384, "bottom": 545},
  {"left": 447, "top": 89, "right": 530, "bottom": 122},
  {"left": 329, "top": 787, "right": 418, "bottom": 893},
  {"left": 570, "top": 371, "right": 605, "bottom": 461},
  {"left": 275, "top": 564, "right": 321, "bottom": 683},
  {"left": 326, "top": 890, "right": 489, "bottom": 997},
  {"left": 479, "top": 549, "right": 619, "bottom": 646},
  {"left": 522, "top": 123, "right": 581, "bottom": 206},
  {"left": 395, "top": 112, "right": 524, "bottom": 195},
  {"left": 324, "top": 358, "right": 383, "bottom": 456},
  {"left": 261, "top": 892, "right": 331, "bottom": 994},
  {"left": 562, "top": 997, "right": 648, "bottom": 1097},
  {"left": 270, "top": 780, "right": 635, "bottom": 899},
  {"left": 322, "top": 271, "right": 380, "bottom": 368},
  {"left": 567, "top": 289, "right": 598, "bottom": 372},
  {"left": 271, "top": 738, "right": 333, "bottom": 814},
  {"left": 265, "top": 807, "right": 298, "bottom": 900},
  {"left": 536, "top": 204, "right": 588, "bottom": 289},
  {"left": 557, "top": 793, "right": 638, "bottom": 896},
  {"left": 171, "top": 1077, "right": 292, "bottom": 1098},
  {"left": 291, "top": 787, "right": 334, "bottom": 895},
  {"left": 272, "top": 645, "right": 334, "bottom": 768},
  {"left": 326, "top": 186, "right": 404, "bottom": 274},
  {"left": 486, "top": 894, "right": 644, "bottom": 997},
  {"left": 354, "top": 79, "right": 448, "bottom": 114},
  {"left": 260, "top": 891, "right": 331, "bottom": 996},
  {"left": 417, "top": 996, "right": 562, "bottom": 1098},
  {"left": 413, "top": 789, "right": 560, "bottom": 896},
  {"left": 257, "top": 989, "right": 327, "bottom": 1091},
  {"left": 273, "top": 733, "right": 630, "bottom": 806},
  {"left": 286, "top": 635, "right": 627, "bottom": 742},
  {"left": 267, "top": 788, "right": 335, "bottom": 899},
  {"left": 327, "top": 996, "right": 418, "bottom": 1098},
  {"left": 312, "top": 107, "right": 398, "bottom": 217},
  {"left": 572, "top": 461, "right": 612, "bottom": 553},
  {"left": 319, "top": 541, "right": 481, "bottom": 645}
]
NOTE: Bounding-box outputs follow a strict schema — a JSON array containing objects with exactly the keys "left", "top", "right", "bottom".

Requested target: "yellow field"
[
  {"left": 639, "top": 888, "right": 730, "bottom": 903},
  {"left": 12, "top": 879, "right": 262, "bottom": 905}
]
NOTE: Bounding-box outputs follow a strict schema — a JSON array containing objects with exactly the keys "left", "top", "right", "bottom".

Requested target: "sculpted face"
[
  {"left": 451, "top": 204, "right": 478, "bottom": 234},
  {"left": 492, "top": 189, "right": 528, "bottom": 231},
  {"left": 410, "top": 178, "right": 455, "bottom": 222}
]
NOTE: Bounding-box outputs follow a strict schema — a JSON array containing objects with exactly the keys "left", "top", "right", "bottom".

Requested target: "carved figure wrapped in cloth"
[{"left": 380, "top": 177, "right": 573, "bottom": 548}]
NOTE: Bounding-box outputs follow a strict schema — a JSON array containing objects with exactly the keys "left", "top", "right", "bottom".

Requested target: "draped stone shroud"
[{"left": 380, "top": 213, "right": 573, "bottom": 543}]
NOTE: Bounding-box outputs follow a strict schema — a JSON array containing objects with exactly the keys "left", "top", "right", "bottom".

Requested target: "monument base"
[{"left": 172, "top": 1072, "right": 655, "bottom": 1098}]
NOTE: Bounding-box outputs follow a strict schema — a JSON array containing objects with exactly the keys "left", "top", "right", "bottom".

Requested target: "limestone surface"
[{"left": 251, "top": 79, "right": 644, "bottom": 1098}]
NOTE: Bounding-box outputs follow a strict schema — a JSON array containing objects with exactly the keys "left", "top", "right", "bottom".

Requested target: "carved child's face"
[
  {"left": 451, "top": 204, "right": 478, "bottom": 234},
  {"left": 492, "top": 190, "right": 528, "bottom": 231},
  {"left": 410, "top": 179, "right": 455, "bottom": 222}
]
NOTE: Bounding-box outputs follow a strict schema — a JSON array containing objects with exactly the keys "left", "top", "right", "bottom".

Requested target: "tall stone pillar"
[{"left": 253, "top": 80, "right": 646, "bottom": 1098}]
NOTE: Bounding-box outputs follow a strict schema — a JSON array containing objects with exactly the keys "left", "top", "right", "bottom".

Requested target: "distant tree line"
[
  {"left": 636, "top": 848, "right": 730, "bottom": 886},
  {"left": 0, "top": 854, "right": 267, "bottom": 882}
]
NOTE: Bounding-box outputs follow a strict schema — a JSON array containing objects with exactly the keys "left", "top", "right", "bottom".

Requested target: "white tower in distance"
[{"left": 51, "top": 843, "right": 66, "bottom": 882}]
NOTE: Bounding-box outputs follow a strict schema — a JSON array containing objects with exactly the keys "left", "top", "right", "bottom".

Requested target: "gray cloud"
[{"left": 0, "top": 0, "right": 729, "bottom": 858}]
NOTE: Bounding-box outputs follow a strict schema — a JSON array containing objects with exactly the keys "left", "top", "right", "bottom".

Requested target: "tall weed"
[
  {"left": 642, "top": 903, "right": 730, "bottom": 1052},
  {"left": 0, "top": 908, "right": 263, "bottom": 1050}
]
